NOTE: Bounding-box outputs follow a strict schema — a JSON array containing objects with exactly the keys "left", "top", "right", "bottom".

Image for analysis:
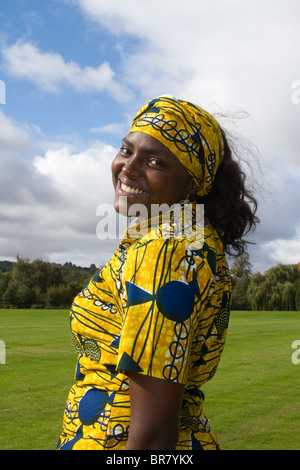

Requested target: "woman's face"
[{"left": 111, "top": 132, "right": 197, "bottom": 216}]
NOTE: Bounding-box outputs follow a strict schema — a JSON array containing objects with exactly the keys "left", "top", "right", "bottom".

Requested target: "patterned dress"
[{"left": 57, "top": 205, "right": 232, "bottom": 450}]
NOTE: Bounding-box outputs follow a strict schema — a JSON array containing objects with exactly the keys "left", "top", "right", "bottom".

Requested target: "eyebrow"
[
  {"left": 121, "top": 136, "right": 169, "bottom": 158},
  {"left": 121, "top": 136, "right": 133, "bottom": 147}
]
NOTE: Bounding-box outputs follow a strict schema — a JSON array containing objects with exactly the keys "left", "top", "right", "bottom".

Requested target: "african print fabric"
[
  {"left": 130, "top": 96, "right": 224, "bottom": 196},
  {"left": 57, "top": 204, "right": 231, "bottom": 450}
]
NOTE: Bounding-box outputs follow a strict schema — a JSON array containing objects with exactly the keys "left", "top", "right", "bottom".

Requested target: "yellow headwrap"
[{"left": 129, "top": 95, "right": 224, "bottom": 196}]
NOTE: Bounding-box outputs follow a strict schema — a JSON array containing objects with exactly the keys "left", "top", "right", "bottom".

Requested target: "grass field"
[{"left": 0, "top": 309, "right": 299, "bottom": 450}]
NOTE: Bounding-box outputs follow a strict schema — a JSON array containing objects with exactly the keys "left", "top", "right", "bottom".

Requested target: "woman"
[{"left": 57, "top": 96, "right": 258, "bottom": 450}]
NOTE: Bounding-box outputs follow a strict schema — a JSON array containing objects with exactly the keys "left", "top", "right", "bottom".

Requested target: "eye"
[
  {"left": 119, "top": 146, "right": 131, "bottom": 157},
  {"left": 149, "top": 157, "right": 164, "bottom": 167}
]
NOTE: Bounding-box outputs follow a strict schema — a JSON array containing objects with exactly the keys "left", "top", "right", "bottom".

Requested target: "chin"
[{"left": 114, "top": 196, "right": 131, "bottom": 217}]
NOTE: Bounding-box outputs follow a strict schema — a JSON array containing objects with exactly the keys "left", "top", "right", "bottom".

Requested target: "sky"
[{"left": 0, "top": 0, "right": 299, "bottom": 272}]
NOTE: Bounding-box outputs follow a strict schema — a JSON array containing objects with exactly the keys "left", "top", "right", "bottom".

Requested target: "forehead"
[{"left": 124, "top": 131, "right": 176, "bottom": 159}]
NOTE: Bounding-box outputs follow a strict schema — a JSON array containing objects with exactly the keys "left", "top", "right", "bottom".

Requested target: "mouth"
[{"left": 119, "top": 181, "right": 147, "bottom": 195}]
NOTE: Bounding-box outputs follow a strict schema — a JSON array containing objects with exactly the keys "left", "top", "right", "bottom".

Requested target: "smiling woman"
[
  {"left": 57, "top": 95, "right": 258, "bottom": 451},
  {"left": 112, "top": 132, "right": 197, "bottom": 216}
]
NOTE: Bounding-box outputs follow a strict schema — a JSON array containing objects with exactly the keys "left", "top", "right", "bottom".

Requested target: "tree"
[
  {"left": 295, "top": 282, "right": 300, "bottom": 311},
  {"left": 10, "top": 256, "right": 33, "bottom": 287},
  {"left": 247, "top": 272, "right": 266, "bottom": 310},
  {"left": 2, "top": 283, "right": 18, "bottom": 306},
  {"left": 46, "top": 285, "right": 73, "bottom": 308},
  {"left": 281, "top": 282, "right": 296, "bottom": 311},
  {"left": 30, "top": 259, "right": 50, "bottom": 294},
  {"left": 0, "top": 272, "right": 10, "bottom": 302},
  {"left": 230, "top": 253, "right": 253, "bottom": 280},
  {"left": 231, "top": 277, "right": 251, "bottom": 310},
  {"left": 264, "top": 263, "right": 298, "bottom": 286},
  {"left": 247, "top": 264, "right": 299, "bottom": 311},
  {"left": 230, "top": 253, "right": 252, "bottom": 310},
  {"left": 48, "top": 264, "right": 64, "bottom": 287},
  {"left": 64, "top": 270, "right": 89, "bottom": 296},
  {"left": 264, "top": 264, "right": 298, "bottom": 310},
  {"left": 15, "top": 285, "right": 36, "bottom": 308}
]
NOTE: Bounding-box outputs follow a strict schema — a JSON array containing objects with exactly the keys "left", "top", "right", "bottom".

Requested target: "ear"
[{"left": 186, "top": 179, "right": 199, "bottom": 199}]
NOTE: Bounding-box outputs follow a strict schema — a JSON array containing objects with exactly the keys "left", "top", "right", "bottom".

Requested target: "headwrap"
[{"left": 129, "top": 95, "right": 224, "bottom": 196}]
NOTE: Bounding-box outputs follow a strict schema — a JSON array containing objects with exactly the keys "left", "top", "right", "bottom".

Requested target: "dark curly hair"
[{"left": 195, "top": 127, "right": 259, "bottom": 257}]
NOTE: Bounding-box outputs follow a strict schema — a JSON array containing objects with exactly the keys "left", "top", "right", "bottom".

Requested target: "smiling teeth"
[{"left": 121, "top": 182, "right": 145, "bottom": 194}]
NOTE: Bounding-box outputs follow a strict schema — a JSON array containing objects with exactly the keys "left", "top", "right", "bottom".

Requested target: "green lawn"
[
  {"left": 0, "top": 309, "right": 299, "bottom": 450},
  {"left": 0, "top": 309, "right": 76, "bottom": 450},
  {"left": 203, "top": 310, "right": 300, "bottom": 450}
]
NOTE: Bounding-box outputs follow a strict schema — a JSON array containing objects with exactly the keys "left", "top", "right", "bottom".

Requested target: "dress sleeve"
[{"left": 116, "top": 237, "right": 207, "bottom": 384}]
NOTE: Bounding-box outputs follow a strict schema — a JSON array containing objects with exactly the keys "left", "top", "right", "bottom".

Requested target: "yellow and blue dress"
[{"left": 57, "top": 205, "right": 231, "bottom": 450}]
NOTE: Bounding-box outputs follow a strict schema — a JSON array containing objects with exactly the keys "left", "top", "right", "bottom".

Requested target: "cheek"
[
  {"left": 111, "top": 157, "right": 121, "bottom": 183},
  {"left": 148, "top": 176, "right": 179, "bottom": 204},
  {"left": 164, "top": 173, "right": 191, "bottom": 202}
]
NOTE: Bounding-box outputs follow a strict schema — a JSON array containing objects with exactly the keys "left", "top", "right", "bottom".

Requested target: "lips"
[{"left": 119, "top": 181, "right": 147, "bottom": 195}]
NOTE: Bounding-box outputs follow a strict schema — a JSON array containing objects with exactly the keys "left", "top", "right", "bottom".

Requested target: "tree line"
[
  {"left": 0, "top": 255, "right": 299, "bottom": 310},
  {"left": 0, "top": 257, "right": 99, "bottom": 309},
  {"left": 230, "top": 254, "right": 300, "bottom": 311}
]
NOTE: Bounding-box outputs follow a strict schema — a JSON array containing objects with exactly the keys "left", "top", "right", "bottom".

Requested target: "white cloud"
[
  {"left": 263, "top": 234, "right": 300, "bottom": 266},
  {"left": 2, "top": 39, "right": 130, "bottom": 101},
  {"left": 75, "top": 0, "right": 300, "bottom": 168},
  {"left": 1, "top": 105, "right": 299, "bottom": 272},
  {"left": 0, "top": 109, "right": 32, "bottom": 153},
  {"left": 0, "top": 110, "right": 118, "bottom": 265},
  {"left": 1, "top": 1, "right": 300, "bottom": 272},
  {"left": 0, "top": 110, "right": 57, "bottom": 205},
  {"left": 74, "top": 0, "right": 300, "bottom": 272},
  {"left": 90, "top": 122, "right": 127, "bottom": 137}
]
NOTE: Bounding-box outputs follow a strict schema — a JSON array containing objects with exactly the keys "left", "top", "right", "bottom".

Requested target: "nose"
[{"left": 121, "top": 155, "right": 143, "bottom": 178}]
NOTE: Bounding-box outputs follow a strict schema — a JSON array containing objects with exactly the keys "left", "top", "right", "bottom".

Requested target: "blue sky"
[
  {"left": 0, "top": 0, "right": 135, "bottom": 145},
  {"left": 0, "top": 0, "right": 300, "bottom": 271}
]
